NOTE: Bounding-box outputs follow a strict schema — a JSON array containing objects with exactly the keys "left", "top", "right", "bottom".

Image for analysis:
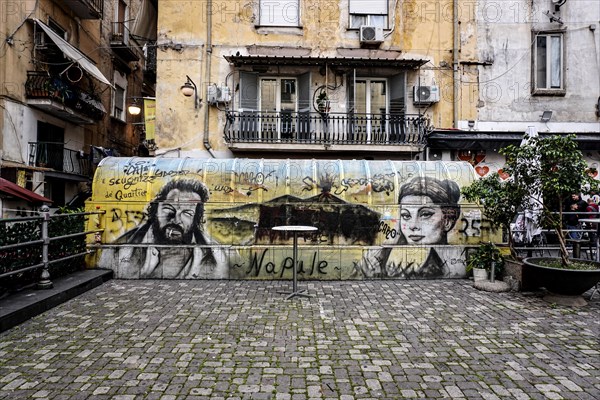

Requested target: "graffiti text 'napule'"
[{"left": 243, "top": 248, "right": 328, "bottom": 277}]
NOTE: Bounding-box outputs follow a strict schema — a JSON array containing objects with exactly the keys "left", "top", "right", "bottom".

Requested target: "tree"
[
  {"left": 461, "top": 174, "right": 525, "bottom": 258},
  {"left": 462, "top": 134, "right": 599, "bottom": 266}
]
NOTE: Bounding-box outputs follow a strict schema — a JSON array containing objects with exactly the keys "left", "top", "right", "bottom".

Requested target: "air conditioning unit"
[
  {"left": 413, "top": 85, "right": 440, "bottom": 104},
  {"left": 359, "top": 25, "right": 384, "bottom": 44},
  {"left": 207, "top": 85, "right": 232, "bottom": 105}
]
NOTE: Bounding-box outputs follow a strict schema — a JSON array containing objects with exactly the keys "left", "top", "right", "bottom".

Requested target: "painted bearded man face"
[{"left": 152, "top": 189, "right": 203, "bottom": 244}]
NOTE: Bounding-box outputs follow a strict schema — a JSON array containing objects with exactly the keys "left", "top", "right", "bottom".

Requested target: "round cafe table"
[{"left": 272, "top": 225, "right": 318, "bottom": 299}]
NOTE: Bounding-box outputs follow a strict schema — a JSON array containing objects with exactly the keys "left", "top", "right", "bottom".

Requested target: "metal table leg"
[{"left": 278, "top": 232, "right": 311, "bottom": 299}]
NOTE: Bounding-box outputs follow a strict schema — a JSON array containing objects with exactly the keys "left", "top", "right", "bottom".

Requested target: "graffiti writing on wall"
[
  {"left": 91, "top": 159, "right": 498, "bottom": 280},
  {"left": 235, "top": 248, "right": 330, "bottom": 278}
]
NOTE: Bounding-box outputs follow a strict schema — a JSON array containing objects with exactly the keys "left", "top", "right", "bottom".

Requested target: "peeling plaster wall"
[
  {"left": 155, "top": 0, "right": 461, "bottom": 155},
  {"left": 474, "top": 0, "right": 600, "bottom": 130}
]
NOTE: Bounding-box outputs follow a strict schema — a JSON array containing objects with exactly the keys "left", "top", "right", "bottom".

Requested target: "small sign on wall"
[{"left": 17, "top": 170, "right": 26, "bottom": 188}]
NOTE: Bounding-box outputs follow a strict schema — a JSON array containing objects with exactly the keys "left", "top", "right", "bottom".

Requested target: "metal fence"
[{"left": 0, "top": 207, "right": 104, "bottom": 290}]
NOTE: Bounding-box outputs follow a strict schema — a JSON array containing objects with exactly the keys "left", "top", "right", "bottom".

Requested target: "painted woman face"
[{"left": 399, "top": 195, "right": 452, "bottom": 245}]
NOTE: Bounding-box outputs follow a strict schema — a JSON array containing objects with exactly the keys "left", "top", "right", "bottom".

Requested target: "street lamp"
[
  {"left": 181, "top": 75, "right": 200, "bottom": 109},
  {"left": 127, "top": 98, "right": 142, "bottom": 115}
]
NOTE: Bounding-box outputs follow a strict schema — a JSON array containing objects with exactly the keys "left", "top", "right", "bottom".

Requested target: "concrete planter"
[{"left": 522, "top": 258, "right": 600, "bottom": 296}]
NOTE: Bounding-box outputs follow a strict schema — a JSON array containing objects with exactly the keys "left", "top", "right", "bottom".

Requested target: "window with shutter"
[
  {"left": 349, "top": 0, "right": 388, "bottom": 29},
  {"left": 112, "top": 70, "right": 127, "bottom": 121},
  {"left": 259, "top": 0, "right": 299, "bottom": 26}
]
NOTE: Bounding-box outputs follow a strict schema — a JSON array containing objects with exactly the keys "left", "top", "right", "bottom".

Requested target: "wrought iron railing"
[
  {"left": 224, "top": 111, "right": 430, "bottom": 145},
  {"left": 25, "top": 71, "right": 106, "bottom": 120},
  {"left": 83, "top": 0, "right": 103, "bottom": 17},
  {"left": 28, "top": 142, "right": 91, "bottom": 177},
  {"left": 111, "top": 21, "right": 128, "bottom": 43}
]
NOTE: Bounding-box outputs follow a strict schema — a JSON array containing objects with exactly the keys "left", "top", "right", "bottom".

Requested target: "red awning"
[{"left": 0, "top": 178, "right": 52, "bottom": 204}]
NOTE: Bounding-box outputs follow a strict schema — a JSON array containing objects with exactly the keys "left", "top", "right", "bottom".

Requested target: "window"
[
  {"left": 260, "top": 78, "right": 297, "bottom": 139},
  {"left": 238, "top": 72, "right": 310, "bottom": 140},
  {"left": 259, "top": 0, "right": 299, "bottom": 26},
  {"left": 260, "top": 78, "right": 297, "bottom": 113},
  {"left": 112, "top": 70, "right": 127, "bottom": 120},
  {"left": 347, "top": 73, "right": 406, "bottom": 142},
  {"left": 353, "top": 79, "right": 387, "bottom": 140},
  {"left": 113, "top": 0, "right": 130, "bottom": 43},
  {"left": 349, "top": 0, "right": 388, "bottom": 29},
  {"left": 47, "top": 19, "right": 67, "bottom": 39},
  {"left": 36, "top": 122, "right": 64, "bottom": 171},
  {"left": 533, "top": 32, "right": 564, "bottom": 93}
]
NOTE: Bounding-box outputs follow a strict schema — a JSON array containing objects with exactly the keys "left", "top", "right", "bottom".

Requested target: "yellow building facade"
[{"left": 154, "top": 0, "right": 478, "bottom": 159}]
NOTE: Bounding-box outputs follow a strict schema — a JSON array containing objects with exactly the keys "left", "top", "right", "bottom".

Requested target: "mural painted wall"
[{"left": 87, "top": 158, "right": 499, "bottom": 280}]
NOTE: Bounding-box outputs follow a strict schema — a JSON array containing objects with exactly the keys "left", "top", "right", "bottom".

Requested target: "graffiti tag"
[
  {"left": 244, "top": 248, "right": 328, "bottom": 277},
  {"left": 378, "top": 221, "right": 398, "bottom": 240}
]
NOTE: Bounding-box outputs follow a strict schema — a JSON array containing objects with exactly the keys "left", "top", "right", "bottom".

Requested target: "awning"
[
  {"left": 428, "top": 130, "right": 600, "bottom": 151},
  {"left": 0, "top": 178, "right": 52, "bottom": 204},
  {"left": 33, "top": 18, "right": 112, "bottom": 86},
  {"left": 224, "top": 54, "right": 428, "bottom": 69}
]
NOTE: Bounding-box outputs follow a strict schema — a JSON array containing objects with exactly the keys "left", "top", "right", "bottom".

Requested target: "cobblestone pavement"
[{"left": 0, "top": 280, "right": 598, "bottom": 400}]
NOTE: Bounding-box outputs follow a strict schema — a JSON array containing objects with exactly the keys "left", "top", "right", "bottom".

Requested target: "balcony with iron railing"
[
  {"left": 28, "top": 142, "right": 91, "bottom": 178},
  {"left": 60, "top": 0, "right": 103, "bottom": 19},
  {"left": 25, "top": 72, "right": 106, "bottom": 124},
  {"left": 110, "top": 22, "right": 139, "bottom": 62},
  {"left": 224, "top": 111, "right": 430, "bottom": 152}
]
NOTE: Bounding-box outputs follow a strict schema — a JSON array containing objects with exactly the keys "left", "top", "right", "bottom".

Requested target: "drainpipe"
[
  {"left": 453, "top": 0, "right": 459, "bottom": 128},
  {"left": 204, "top": 0, "right": 215, "bottom": 158}
]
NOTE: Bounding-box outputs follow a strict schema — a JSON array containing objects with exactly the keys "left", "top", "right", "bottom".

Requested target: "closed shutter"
[
  {"left": 349, "top": 0, "right": 387, "bottom": 14},
  {"left": 239, "top": 71, "right": 258, "bottom": 111},
  {"left": 389, "top": 72, "right": 406, "bottom": 141},
  {"left": 297, "top": 72, "right": 311, "bottom": 139},
  {"left": 239, "top": 72, "right": 259, "bottom": 139},
  {"left": 260, "top": 0, "right": 299, "bottom": 26}
]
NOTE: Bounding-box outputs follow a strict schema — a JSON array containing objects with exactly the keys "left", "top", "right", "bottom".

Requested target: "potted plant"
[
  {"left": 463, "top": 134, "right": 600, "bottom": 302},
  {"left": 466, "top": 242, "right": 505, "bottom": 282},
  {"left": 462, "top": 167, "right": 533, "bottom": 290}
]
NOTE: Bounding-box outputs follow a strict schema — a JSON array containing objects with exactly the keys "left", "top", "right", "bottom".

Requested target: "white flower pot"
[{"left": 473, "top": 268, "right": 488, "bottom": 282}]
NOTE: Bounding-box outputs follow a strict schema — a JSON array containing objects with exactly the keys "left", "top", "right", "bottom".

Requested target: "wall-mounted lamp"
[
  {"left": 181, "top": 75, "right": 199, "bottom": 109},
  {"left": 540, "top": 110, "right": 553, "bottom": 122},
  {"left": 127, "top": 98, "right": 142, "bottom": 116},
  {"left": 551, "top": 0, "right": 567, "bottom": 11}
]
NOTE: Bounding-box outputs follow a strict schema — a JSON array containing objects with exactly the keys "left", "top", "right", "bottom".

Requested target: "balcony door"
[
  {"left": 348, "top": 72, "right": 405, "bottom": 143},
  {"left": 237, "top": 71, "right": 310, "bottom": 141},
  {"left": 260, "top": 77, "right": 297, "bottom": 140},
  {"left": 354, "top": 79, "right": 387, "bottom": 142},
  {"left": 36, "top": 121, "right": 64, "bottom": 171}
]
